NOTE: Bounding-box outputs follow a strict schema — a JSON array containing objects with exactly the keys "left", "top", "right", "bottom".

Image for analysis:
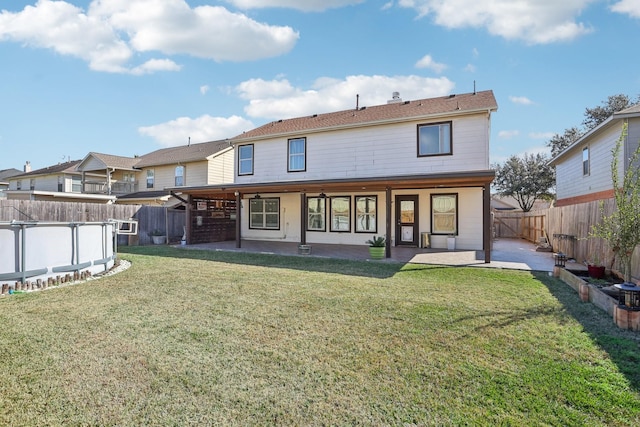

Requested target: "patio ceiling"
[{"left": 171, "top": 170, "right": 495, "bottom": 199}]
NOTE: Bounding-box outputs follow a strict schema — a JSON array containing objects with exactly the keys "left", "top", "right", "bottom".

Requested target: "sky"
[{"left": 1, "top": 0, "right": 639, "bottom": 172}]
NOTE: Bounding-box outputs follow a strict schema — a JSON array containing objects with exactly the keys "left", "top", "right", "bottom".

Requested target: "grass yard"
[{"left": 1, "top": 246, "right": 639, "bottom": 426}]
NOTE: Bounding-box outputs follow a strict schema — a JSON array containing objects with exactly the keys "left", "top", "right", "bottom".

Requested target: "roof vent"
[{"left": 387, "top": 91, "right": 402, "bottom": 104}]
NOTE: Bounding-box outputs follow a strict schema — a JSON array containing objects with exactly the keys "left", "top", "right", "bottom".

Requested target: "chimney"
[
  {"left": 24, "top": 161, "right": 31, "bottom": 173},
  {"left": 387, "top": 91, "right": 402, "bottom": 104}
]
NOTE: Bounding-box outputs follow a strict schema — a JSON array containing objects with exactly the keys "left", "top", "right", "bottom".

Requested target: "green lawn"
[{"left": 1, "top": 246, "right": 639, "bottom": 426}]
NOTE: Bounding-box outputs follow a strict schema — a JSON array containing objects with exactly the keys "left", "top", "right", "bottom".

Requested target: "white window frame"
[
  {"left": 146, "top": 169, "right": 155, "bottom": 189},
  {"left": 175, "top": 165, "right": 185, "bottom": 186},
  {"left": 582, "top": 147, "right": 590, "bottom": 176}
]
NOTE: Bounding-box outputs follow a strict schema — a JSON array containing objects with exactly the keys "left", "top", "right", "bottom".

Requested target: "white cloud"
[
  {"left": 235, "top": 74, "right": 456, "bottom": 120},
  {"left": 498, "top": 130, "right": 520, "bottom": 139},
  {"left": 0, "top": 0, "right": 298, "bottom": 74},
  {"left": 509, "top": 96, "right": 534, "bottom": 105},
  {"left": 529, "top": 132, "right": 555, "bottom": 140},
  {"left": 611, "top": 0, "right": 640, "bottom": 18},
  {"left": 415, "top": 54, "right": 447, "bottom": 73},
  {"left": 138, "top": 115, "right": 255, "bottom": 147},
  {"left": 464, "top": 64, "right": 476, "bottom": 72},
  {"left": 399, "top": 0, "right": 596, "bottom": 44},
  {"left": 224, "top": 0, "right": 364, "bottom": 12},
  {"left": 200, "top": 85, "right": 210, "bottom": 95}
]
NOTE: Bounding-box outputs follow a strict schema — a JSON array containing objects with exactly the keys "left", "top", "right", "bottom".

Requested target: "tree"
[
  {"left": 582, "top": 94, "right": 639, "bottom": 130},
  {"left": 492, "top": 153, "right": 555, "bottom": 212},
  {"left": 547, "top": 93, "right": 639, "bottom": 157},
  {"left": 590, "top": 123, "right": 640, "bottom": 283},
  {"left": 548, "top": 126, "right": 582, "bottom": 158}
]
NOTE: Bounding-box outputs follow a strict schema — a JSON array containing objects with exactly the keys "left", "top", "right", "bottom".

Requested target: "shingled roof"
[
  {"left": 84, "top": 152, "right": 140, "bottom": 170},
  {"left": 11, "top": 160, "right": 82, "bottom": 178},
  {"left": 231, "top": 90, "right": 497, "bottom": 141},
  {"left": 134, "top": 140, "right": 230, "bottom": 168}
]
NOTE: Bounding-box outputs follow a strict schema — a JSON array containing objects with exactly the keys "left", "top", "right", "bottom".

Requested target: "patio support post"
[
  {"left": 235, "top": 191, "right": 242, "bottom": 248},
  {"left": 185, "top": 194, "right": 192, "bottom": 245},
  {"left": 385, "top": 187, "right": 392, "bottom": 258},
  {"left": 300, "top": 192, "right": 306, "bottom": 245},
  {"left": 483, "top": 183, "right": 491, "bottom": 263}
]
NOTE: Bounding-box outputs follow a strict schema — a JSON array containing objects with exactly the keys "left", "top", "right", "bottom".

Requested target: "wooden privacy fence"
[
  {"left": 493, "top": 211, "right": 546, "bottom": 244},
  {"left": 494, "top": 198, "right": 639, "bottom": 282},
  {"left": 0, "top": 200, "right": 185, "bottom": 246}
]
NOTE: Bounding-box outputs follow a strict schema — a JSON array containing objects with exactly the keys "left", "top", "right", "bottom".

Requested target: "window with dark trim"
[
  {"left": 418, "top": 121, "right": 452, "bottom": 156},
  {"left": 16, "top": 180, "right": 21, "bottom": 190},
  {"left": 30, "top": 179, "right": 35, "bottom": 190},
  {"left": 249, "top": 197, "right": 280, "bottom": 230},
  {"left": 330, "top": 196, "right": 351, "bottom": 232},
  {"left": 288, "top": 137, "right": 306, "bottom": 172},
  {"left": 175, "top": 165, "right": 185, "bottom": 186},
  {"left": 238, "top": 144, "right": 254, "bottom": 176},
  {"left": 582, "top": 147, "right": 590, "bottom": 176},
  {"left": 355, "top": 195, "right": 377, "bottom": 233},
  {"left": 431, "top": 193, "right": 458, "bottom": 235},
  {"left": 146, "top": 169, "right": 155, "bottom": 189},
  {"left": 307, "top": 197, "right": 326, "bottom": 231}
]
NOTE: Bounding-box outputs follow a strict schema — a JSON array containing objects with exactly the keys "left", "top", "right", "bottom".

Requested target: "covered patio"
[{"left": 171, "top": 170, "right": 495, "bottom": 262}]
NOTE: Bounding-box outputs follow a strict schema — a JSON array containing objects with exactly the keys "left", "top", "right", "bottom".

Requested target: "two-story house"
[
  {"left": 5, "top": 160, "right": 116, "bottom": 203},
  {"left": 77, "top": 140, "right": 234, "bottom": 206},
  {"left": 0, "top": 168, "right": 22, "bottom": 199},
  {"left": 550, "top": 104, "right": 640, "bottom": 206},
  {"left": 174, "top": 90, "right": 498, "bottom": 260}
]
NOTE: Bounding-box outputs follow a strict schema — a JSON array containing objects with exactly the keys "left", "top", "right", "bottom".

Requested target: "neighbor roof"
[
  {"left": 80, "top": 152, "right": 140, "bottom": 171},
  {"left": 231, "top": 90, "right": 497, "bottom": 141},
  {"left": 134, "top": 140, "right": 230, "bottom": 168},
  {"left": 0, "top": 168, "right": 22, "bottom": 181},
  {"left": 10, "top": 160, "right": 82, "bottom": 178}
]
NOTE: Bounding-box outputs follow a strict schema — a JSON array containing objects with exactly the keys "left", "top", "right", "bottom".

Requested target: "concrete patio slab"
[{"left": 179, "top": 238, "right": 587, "bottom": 273}]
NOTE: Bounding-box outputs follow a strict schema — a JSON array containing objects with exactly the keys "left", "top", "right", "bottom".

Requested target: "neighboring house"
[
  {"left": 77, "top": 140, "right": 234, "bottom": 206},
  {"left": 550, "top": 104, "right": 640, "bottom": 207},
  {"left": 174, "top": 90, "right": 498, "bottom": 260},
  {"left": 5, "top": 160, "right": 116, "bottom": 203},
  {"left": 0, "top": 168, "right": 22, "bottom": 199}
]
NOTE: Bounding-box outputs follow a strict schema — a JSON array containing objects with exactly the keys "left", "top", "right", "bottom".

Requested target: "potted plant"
[
  {"left": 150, "top": 228, "right": 166, "bottom": 245},
  {"left": 447, "top": 234, "right": 456, "bottom": 251},
  {"left": 586, "top": 252, "right": 605, "bottom": 279},
  {"left": 366, "top": 236, "right": 386, "bottom": 260}
]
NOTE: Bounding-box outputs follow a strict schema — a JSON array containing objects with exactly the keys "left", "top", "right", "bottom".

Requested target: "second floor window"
[
  {"left": 175, "top": 166, "right": 185, "bottom": 186},
  {"left": 147, "top": 169, "right": 155, "bottom": 189},
  {"left": 418, "top": 121, "right": 452, "bottom": 156},
  {"left": 288, "top": 137, "right": 306, "bottom": 172},
  {"left": 58, "top": 176, "right": 63, "bottom": 192},
  {"left": 582, "top": 147, "right": 590, "bottom": 176},
  {"left": 30, "top": 179, "right": 35, "bottom": 190},
  {"left": 238, "top": 144, "right": 254, "bottom": 176},
  {"left": 16, "top": 180, "right": 22, "bottom": 190}
]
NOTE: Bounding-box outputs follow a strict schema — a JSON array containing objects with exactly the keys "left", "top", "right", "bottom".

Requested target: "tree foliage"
[
  {"left": 590, "top": 123, "right": 640, "bottom": 282},
  {"left": 548, "top": 127, "right": 582, "bottom": 158},
  {"left": 492, "top": 153, "right": 555, "bottom": 212},
  {"left": 547, "top": 93, "right": 639, "bottom": 157}
]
